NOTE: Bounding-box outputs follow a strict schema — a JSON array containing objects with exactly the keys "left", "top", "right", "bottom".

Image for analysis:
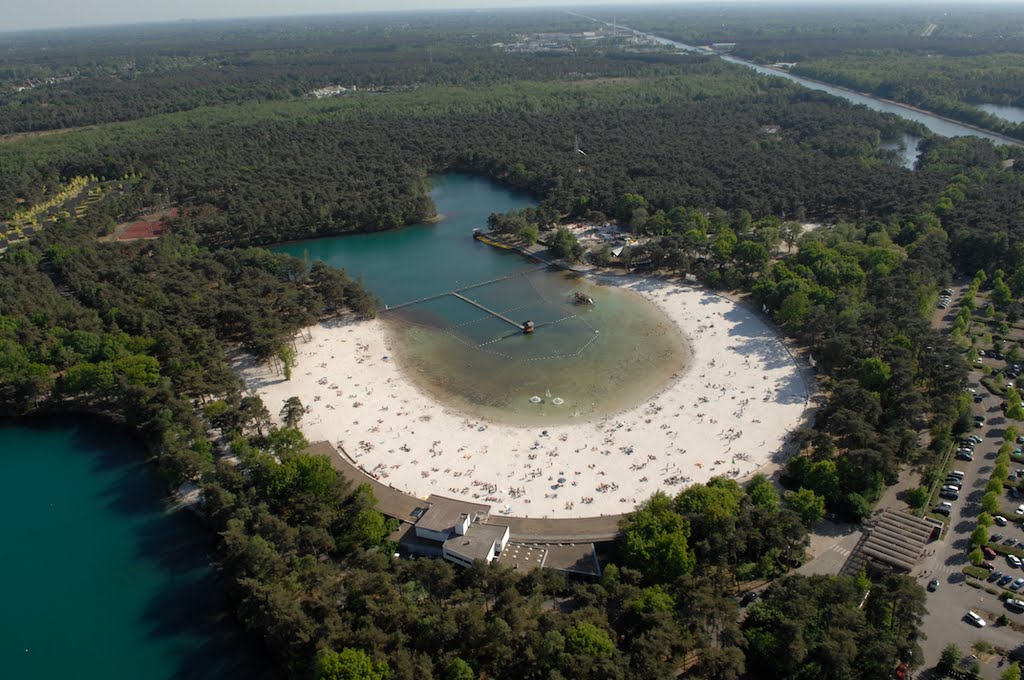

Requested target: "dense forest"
[
  {"left": 2, "top": 68, "right": 943, "bottom": 247},
  {"left": 0, "top": 12, "right": 702, "bottom": 134},
  {"left": 4, "top": 8, "right": 1024, "bottom": 679},
  {"left": 611, "top": 3, "right": 1024, "bottom": 139}
]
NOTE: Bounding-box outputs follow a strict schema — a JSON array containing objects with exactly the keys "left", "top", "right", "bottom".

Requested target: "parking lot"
[{"left": 914, "top": 369, "right": 1024, "bottom": 676}]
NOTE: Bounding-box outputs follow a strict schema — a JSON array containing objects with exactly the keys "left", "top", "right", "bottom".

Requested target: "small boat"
[
  {"left": 522, "top": 320, "right": 535, "bottom": 334},
  {"left": 572, "top": 291, "right": 594, "bottom": 305}
]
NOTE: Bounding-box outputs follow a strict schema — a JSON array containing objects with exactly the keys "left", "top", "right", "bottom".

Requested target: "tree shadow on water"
[{"left": 67, "top": 420, "right": 275, "bottom": 680}]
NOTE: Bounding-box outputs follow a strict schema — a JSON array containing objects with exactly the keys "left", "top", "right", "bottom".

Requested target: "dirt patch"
[{"left": 111, "top": 207, "right": 178, "bottom": 242}]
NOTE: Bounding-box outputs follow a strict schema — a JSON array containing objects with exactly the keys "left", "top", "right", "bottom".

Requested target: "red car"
[
  {"left": 983, "top": 547, "right": 998, "bottom": 560},
  {"left": 980, "top": 560, "right": 995, "bottom": 571}
]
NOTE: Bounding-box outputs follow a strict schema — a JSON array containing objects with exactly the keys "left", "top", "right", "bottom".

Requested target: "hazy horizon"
[{"left": 0, "top": 0, "right": 998, "bottom": 34}]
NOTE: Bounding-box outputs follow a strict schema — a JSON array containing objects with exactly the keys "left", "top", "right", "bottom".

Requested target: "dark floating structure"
[{"left": 572, "top": 291, "right": 594, "bottom": 305}]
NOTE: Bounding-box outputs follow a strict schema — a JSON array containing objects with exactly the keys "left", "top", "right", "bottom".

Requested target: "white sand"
[{"left": 236, "top": 277, "right": 811, "bottom": 519}]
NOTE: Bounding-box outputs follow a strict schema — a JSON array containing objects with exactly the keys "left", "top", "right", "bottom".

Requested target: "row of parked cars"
[
  {"left": 934, "top": 468, "right": 968, "bottom": 514},
  {"left": 955, "top": 434, "right": 981, "bottom": 463},
  {"left": 937, "top": 288, "right": 954, "bottom": 310}
]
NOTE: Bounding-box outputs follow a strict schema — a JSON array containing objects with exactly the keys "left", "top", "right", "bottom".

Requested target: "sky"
[
  {"left": 9, "top": 1, "right": 641, "bottom": 32},
  {"left": 1, "top": 0, "right": 942, "bottom": 33}
]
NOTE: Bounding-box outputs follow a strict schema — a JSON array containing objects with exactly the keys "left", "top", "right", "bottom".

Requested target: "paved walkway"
[{"left": 307, "top": 440, "right": 624, "bottom": 541}]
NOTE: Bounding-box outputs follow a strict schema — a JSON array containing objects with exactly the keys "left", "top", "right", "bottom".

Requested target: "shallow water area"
[{"left": 386, "top": 272, "right": 689, "bottom": 425}]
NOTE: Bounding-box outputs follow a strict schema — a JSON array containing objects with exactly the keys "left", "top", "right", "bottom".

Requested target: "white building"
[{"left": 402, "top": 495, "right": 510, "bottom": 567}]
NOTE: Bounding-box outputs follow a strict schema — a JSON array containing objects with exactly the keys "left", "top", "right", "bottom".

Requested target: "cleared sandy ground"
[{"left": 237, "top": 277, "right": 811, "bottom": 519}]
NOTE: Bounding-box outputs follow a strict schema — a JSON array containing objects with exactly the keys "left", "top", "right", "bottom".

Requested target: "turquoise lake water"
[
  {"left": 0, "top": 421, "right": 267, "bottom": 680},
  {"left": 273, "top": 174, "right": 687, "bottom": 424}
]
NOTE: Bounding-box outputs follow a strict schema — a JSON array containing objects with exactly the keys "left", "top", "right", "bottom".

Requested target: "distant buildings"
[{"left": 309, "top": 84, "right": 356, "bottom": 99}]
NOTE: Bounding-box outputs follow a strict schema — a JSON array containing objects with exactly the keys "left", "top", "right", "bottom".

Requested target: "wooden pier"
[
  {"left": 449, "top": 292, "right": 524, "bottom": 330},
  {"left": 381, "top": 265, "right": 546, "bottom": 313}
]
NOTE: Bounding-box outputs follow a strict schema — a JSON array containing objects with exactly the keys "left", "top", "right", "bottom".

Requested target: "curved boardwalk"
[{"left": 306, "top": 440, "right": 623, "bottom": 541}]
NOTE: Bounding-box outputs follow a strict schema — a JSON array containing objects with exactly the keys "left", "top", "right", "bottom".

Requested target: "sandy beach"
[{"left": 237, "top": 277, "right": 811, "bottom": 519}]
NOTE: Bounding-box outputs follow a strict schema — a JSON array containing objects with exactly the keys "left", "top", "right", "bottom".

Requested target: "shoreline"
[
  {"left": 382, "top": 272, "right": 694, "bottom": 429},
  {"left": 237, "top": 274, "right": 812, "bottom": 520}
]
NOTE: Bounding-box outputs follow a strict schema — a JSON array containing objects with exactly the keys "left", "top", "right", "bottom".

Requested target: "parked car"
[
  {"left": 981, "top": 560, "right": 995, "bottom": 571},
  {"left": 990, "top": 570, "right": 1004, "bottom": 582},
  {"left": 956, "top": 452, "right": 974, "bottom": 461},
  {"left": 1008, "top": 554, "right": 1022, "bottom": 568},
  {"left": 949, "top": 470, "right": 966, "bottom": 479},
  {"left": 996, "top": 515, "right": 1009, "bottom": 526},
  {"left": 999, "top": 574, "right": 1015, "bottom": 586},
  {"left": 1016, "top": 504, "right": 1024, "bottom": 515},
  {"left": 942, "top": 485, "right": 962, "bottom": 494},
  {"left": 968, "top": 436, "right": 983, "bottom": 444},
  {"left": 927, "top": 578, "right": 940, "bottom": 591},
  {"left": 944, "top": 480, "right": 963, "bottom": 489},
  {"left": 1011, "top": 578, "right": 1024, "bottom": 591},
  {"left": 967, "top": 610, "right": 987, "bottom": 627},
  {"left": 740, "top": 591, "right": 759, "bottom": 606},
  {"left": 983, "top": 547, "right": 998, "bottom": 560},
  {"left": 940, "top": 490, "right": 960, "bottom": 500},
  {"left": 1006, "top": 598, "right": 1024, "bottom": 612},
  {"left": 992, "top": 533, "right": 1005, "bottom": 542},
  {"left": 975, "top": 395, "right": 984, "bottom": 403},
  {"left": 1005, "top": 537, "right": 1018, "bottom": 546},
  {"left": 933, "top": 505, "right": 952, "bottom": 516}
]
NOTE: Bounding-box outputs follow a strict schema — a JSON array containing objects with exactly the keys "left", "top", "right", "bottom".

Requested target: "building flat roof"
[
  {"left": 496, "top": 543, "right": 547, "bottom": 572},
  {"left": 496, "top": 542, "right": 602, "bottom": 576},
  {"left": 538, "top": 543, "right": 602, "bottom": 577},
  {"left": 418, "top": 494, "right": 492, "bottom": 534},
  {"left": 443, "top": 522, "right": 507, "bottom": 562},
  {"left": 860, "top": 509, "right": 934, "bottom": 572}
]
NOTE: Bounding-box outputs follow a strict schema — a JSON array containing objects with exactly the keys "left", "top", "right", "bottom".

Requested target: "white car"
[
  {"left": 967, "top": 610, "right": 987, "bottom": 627},
  {"left": 995, "top": 515, "right": 1009, "bottom": 526},
  {"left": 1009, "top": 554, "right": 1022, "bottom": 568},
  {"left": 1016, "top": 505, "right": 1024, "bottom": 515}
]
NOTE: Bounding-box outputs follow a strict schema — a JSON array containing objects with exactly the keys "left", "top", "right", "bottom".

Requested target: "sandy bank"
[{"left": 237, "top": 277, "right": 811, "bottom": 519}]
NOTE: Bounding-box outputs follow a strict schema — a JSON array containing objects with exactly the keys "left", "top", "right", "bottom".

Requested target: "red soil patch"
[
  {"left": 114, "top": 208, "right": 178, "bottom": 241},
  {"left": 117, "top": 220, "right": 165, "bottom": 240}
]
